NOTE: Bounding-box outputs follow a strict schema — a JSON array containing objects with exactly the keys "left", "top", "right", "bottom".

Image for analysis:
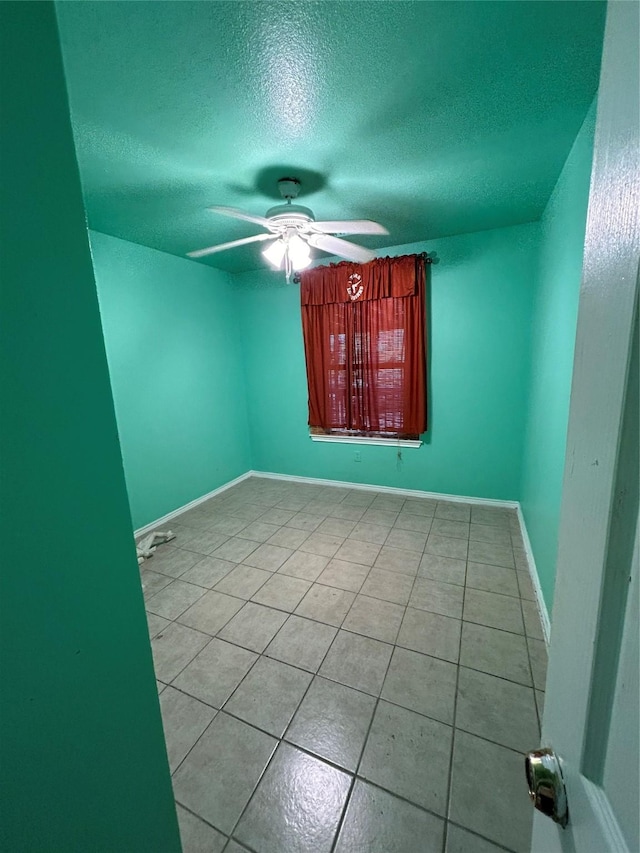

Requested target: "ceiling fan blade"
[
  {"left": 308, "top": 233, "right": 376, "bottom": 264},
  {"left": 311, "top": 219, "right": 389, "bottom": 236},
  {"left": 207, "top": 205, "right": 276, "bottom": 230},
  {"left": 187, "top": 232, "right": 273, "bottom": 258}
]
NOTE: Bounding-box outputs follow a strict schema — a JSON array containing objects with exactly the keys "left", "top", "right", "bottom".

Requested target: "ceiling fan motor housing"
[{"left": 265, "top": 203, "right": 315, "bottom": 226}]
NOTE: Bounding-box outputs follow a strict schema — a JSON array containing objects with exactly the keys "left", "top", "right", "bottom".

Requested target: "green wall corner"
[
  {"left": 90, "top": 231, "right": 252, "bottom": 529},
  {"left": 520, "top": 101, "right": 597, "bottom": 612}
]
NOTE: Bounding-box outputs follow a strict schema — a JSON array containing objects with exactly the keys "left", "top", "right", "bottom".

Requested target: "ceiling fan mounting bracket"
[{"left": 277, "top": 177, "right": 302, "bottom": 201}]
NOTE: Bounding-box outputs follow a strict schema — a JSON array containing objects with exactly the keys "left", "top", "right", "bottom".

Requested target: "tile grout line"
[
  {"left": 154, "top": 525, "right": 540, "bottom": 704},
  {"left": 329, "top": 506, "right": 462, "bottom": 852},
  {"left": 175, "top": 777, "right": 521, "bottom": 853},
  {"left": 440, "top": 507, "right": 470, "bottom": 853},
  {"left": 167, "top": 548, "right": 339, "bottom": 776},
  {"left": 150, "top": 485, "right": 535, "bottom": 850},
  {"left": 223, "top": 588, "right": 356, "bottom": 851},
  {"left": 446, "top": 817, "right": 520, "bottom": 853},
  {"left": 166, "top": 490, "right": 403, "bottom": 845},
  {"left": 152, "top": 573, "right": 538, "bottom": 697},
  {"left": 167, "top": 641, "right": 265, "bottom": 781},
  {"left": 519, "top": 581, "right": 543, "bottom": 735},
  {"left": 161, "top": 492, "right": 326, "bottom": 801},
  {"left": 153, "top": 573, "right": 271, "bottom": 712},
  {"left": 171, "top": 700, "right": 531, "bottom": 847},
  {"left": 330, "top": 525, "right": 435, "bottom": 853},
  {"left": 328, "top": 586, "right": 400, "bottom": 853},
  {"left": 326, "top": 519, "right": 392, "bottom": 644},
  {"left": 165, "top": 652, "right": 539, "bottom": 769},
  {"left": 148, "top": 506, "right": 520, "bottom": 580}
]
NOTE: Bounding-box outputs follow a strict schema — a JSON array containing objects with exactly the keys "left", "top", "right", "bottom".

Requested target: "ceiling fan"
[{"left": 187, "top": 177, "right": 389, "bottom": 281}]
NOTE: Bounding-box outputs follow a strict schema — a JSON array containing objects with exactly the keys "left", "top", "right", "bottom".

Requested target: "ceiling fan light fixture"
[
  {"left": 262, "top": 238, "right": 287, "bottom": 269},
  {"left": 288, "top": 233, "right": 312, "bottom": 271},
  {"left": 188, "top": 178, "right": 388, "bottom": 274},
  {"left": 290, "top": 253, "right": 312, "bottom": 272}
]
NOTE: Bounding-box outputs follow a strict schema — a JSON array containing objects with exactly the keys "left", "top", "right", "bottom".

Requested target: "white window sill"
[{"left": 310, "top": 434, "right": 422, "bottom": 448}]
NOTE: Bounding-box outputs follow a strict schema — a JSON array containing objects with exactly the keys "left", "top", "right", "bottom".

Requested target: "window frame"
[{"left": 309, "top": 427, "right": 422, "bottom": 447}]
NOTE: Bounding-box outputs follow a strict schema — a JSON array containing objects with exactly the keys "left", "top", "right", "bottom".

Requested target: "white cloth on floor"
[{"left": 136, "top": 530, "right": 175, "bottom": 564}]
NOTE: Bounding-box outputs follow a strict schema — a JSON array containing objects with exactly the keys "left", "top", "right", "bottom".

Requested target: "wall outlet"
[{"left": 354, "top": 450, "right": 361, "bottom": 462}]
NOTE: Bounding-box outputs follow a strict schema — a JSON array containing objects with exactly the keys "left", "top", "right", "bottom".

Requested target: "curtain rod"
[{"left": 293, "top": 252, "right": 433, "bottom": 284}]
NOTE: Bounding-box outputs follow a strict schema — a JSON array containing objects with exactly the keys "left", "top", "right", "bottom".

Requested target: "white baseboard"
[
  {"left": 134, "top": 469, "right": 517, "bottom": 538},
  {"left": 250, "top": 470, "right": 519, "bottom": 509},
  {"left": 133, "top": 471, "right": 253, "bottom": 538},
  {"left": 136, "top": 472, "right": 549, "bottom": 643},
  {"left": 516, "top": 505, "right": 551, "bottom": 647}
]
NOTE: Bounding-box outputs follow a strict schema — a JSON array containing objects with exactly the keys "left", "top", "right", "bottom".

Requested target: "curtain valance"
[{"left": 300, "top": 254, "right": 423, "bottom": 305}]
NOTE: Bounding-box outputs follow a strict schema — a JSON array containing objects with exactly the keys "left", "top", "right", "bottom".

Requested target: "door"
[{"left": 530, "top": 2, "right": 639, "bottom": 851}]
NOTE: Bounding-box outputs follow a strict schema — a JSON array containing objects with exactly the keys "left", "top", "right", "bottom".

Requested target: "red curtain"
[{"left": 300, "top": 254, "right": 427, "bottom": 435}]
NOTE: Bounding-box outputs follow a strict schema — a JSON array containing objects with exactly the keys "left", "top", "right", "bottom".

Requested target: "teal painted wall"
[
  {"left": 90, "top": 231, "right": 252, "bottom": 529},
  {"left": 0, "top": 5, "right": 181, "bottom": 852},
  {"left": 520, "top": 103, "right": 597, "bottom": 611},
  {"left": 236, "top": 223, "right": 539, "bottom": 500}
]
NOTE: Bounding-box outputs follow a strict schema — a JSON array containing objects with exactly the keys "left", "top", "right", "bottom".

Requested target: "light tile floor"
[{"left": 142, "top": 477, "right": 547, "bottom": 853}]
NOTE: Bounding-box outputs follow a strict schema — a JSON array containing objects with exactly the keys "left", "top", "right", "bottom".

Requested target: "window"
[{"left": 299, "top": 254, "right": 428, "bottom": 444}]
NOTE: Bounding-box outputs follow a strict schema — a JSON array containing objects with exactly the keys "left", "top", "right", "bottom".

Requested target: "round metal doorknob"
[{"left": 525, "top": 748, "right": 569, "bottom": 827}]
